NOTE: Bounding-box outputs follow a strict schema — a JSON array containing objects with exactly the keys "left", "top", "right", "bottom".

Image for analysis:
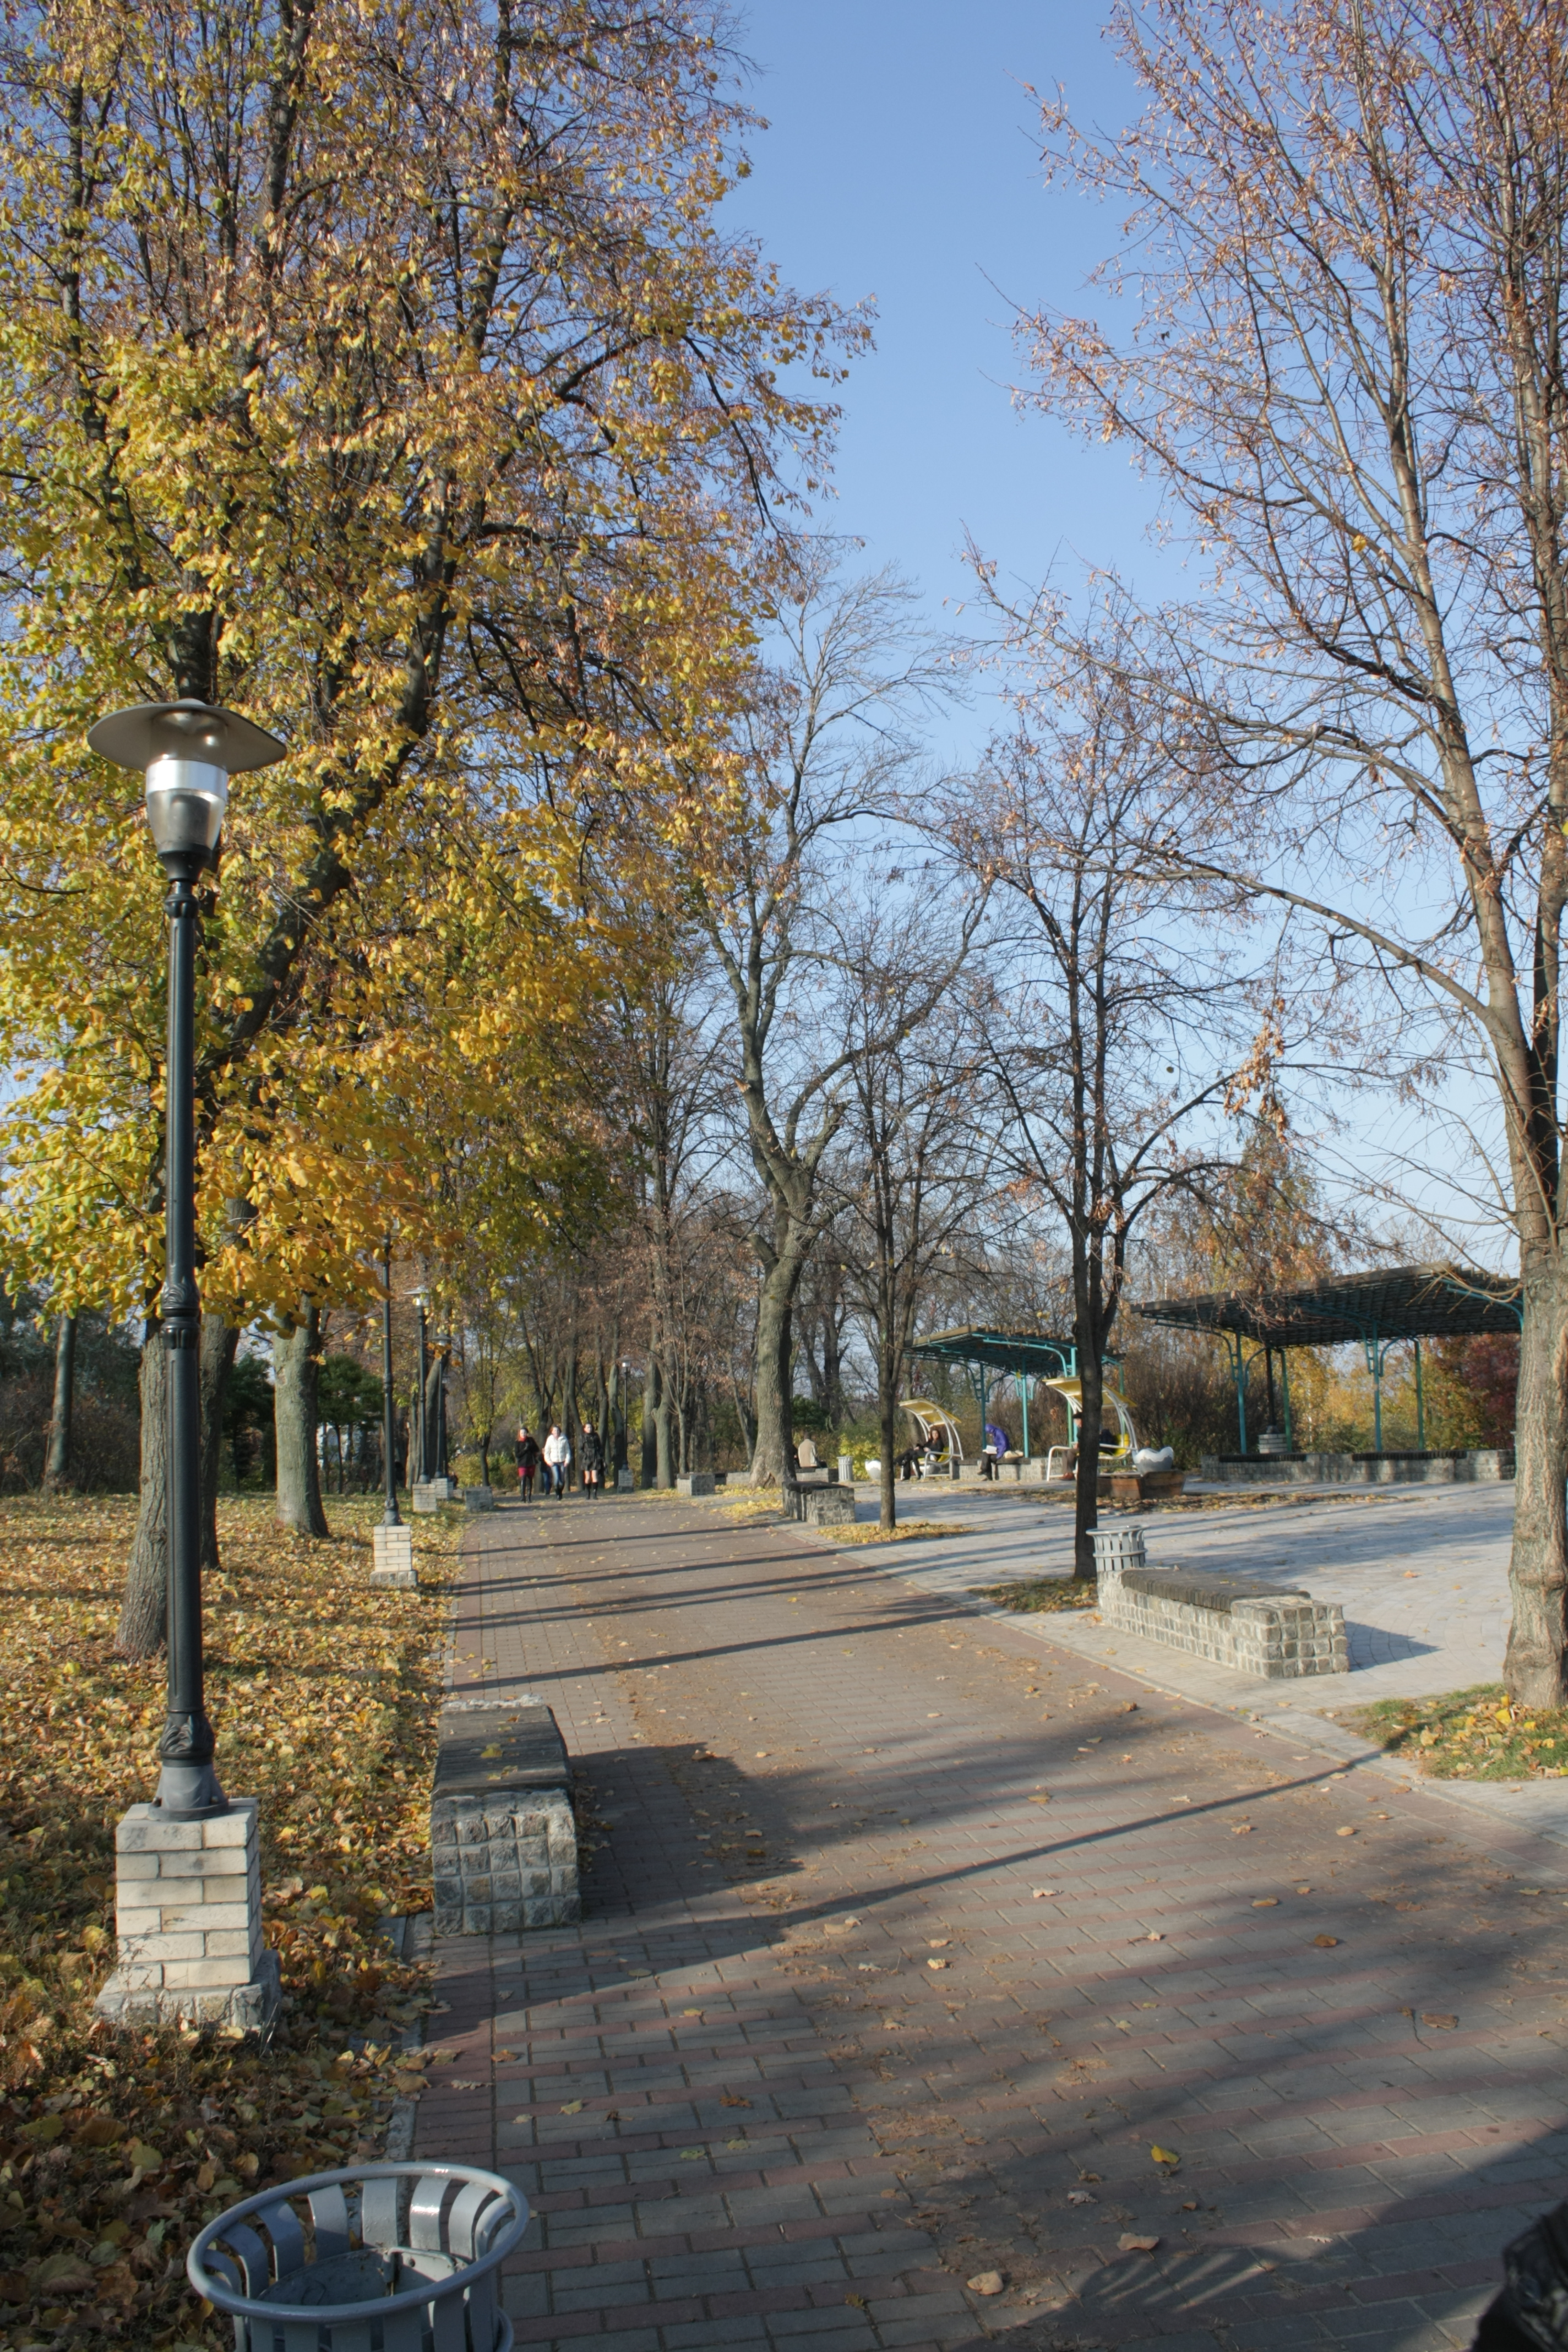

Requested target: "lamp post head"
[{"left": 87, "top": 698, "right": 285, "bottom": 870}]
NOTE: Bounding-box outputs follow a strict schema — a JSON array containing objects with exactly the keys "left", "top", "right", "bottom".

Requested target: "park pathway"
[{"left": 411, "top": 1496, "right": 1568, "bottom": 2351}]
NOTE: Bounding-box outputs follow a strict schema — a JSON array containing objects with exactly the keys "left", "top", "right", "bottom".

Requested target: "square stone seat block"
[
  {"left": 790, "top": 1482, "right": 856, "bottom": 1526},
  {"left": 434, "top": 1703, "right": 569, "bottom": 1798},
  {"left": 431, "top": 1704, "right": 579, "bottom": 1935}
]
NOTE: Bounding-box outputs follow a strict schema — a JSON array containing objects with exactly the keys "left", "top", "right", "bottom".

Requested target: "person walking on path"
[
  {"left": 579, "top": 1419, "right": 604, "bottom": 1496},
  {"left": 514, "top": 1424, "right": 540, "bottom": 1502},
  {"left": 543, "top": 1422, "right": 571, "bottom": 1498}
]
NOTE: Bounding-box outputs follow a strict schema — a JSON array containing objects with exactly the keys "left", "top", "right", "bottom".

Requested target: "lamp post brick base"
[
  {"left": 371, "top": 1523, "right": 418, "bottom": 1587},
  {"left": 95, "top": 1796, "right": 280, "bottom": 2032}
]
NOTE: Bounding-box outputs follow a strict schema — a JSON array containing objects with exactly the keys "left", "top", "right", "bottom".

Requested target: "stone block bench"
[
  {"left": 788, "top": 1482, "right": 857, "bottom": 1527},
  {"left": 1096, "top": 1547, "right": 1348, "bottom": 1679},
  {"left": 432, "top": 1702, "right": 580, "bottom": 1936}
]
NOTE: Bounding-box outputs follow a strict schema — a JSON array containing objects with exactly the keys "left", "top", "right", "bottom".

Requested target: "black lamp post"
[
  {"left": 412, "top": 1286, "right": 431, "bottom": 1483},
  {"left": 87, "top": 698, "right": 284, "bottom": 1818},
  {"left": 435, "top": 1318, "right": 451, "bottom": 1482},
  {"left": 381, "top": 1233, "right": 401, "bottom": 1526}
]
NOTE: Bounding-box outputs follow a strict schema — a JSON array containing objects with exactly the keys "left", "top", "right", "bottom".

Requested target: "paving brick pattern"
[{"left": 412, "top": 1497, "right": 1568, "bottom": 2350}]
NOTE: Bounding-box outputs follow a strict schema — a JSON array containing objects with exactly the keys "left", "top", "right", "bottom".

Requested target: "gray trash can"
[
  {"left": 187, "top": 2160, "right": 528, "bottom": 2350},
  {"left": 1090, "top": 1525, "right": 1146, "bottom": 1572}
]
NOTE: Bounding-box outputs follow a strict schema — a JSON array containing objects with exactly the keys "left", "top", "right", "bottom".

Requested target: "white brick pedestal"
[
  {"left": 371, "top": 1523, "right": 417, "bottom": 1586},
  {"left": 94, "top": 1797, "right": 280, "bottom": 2032}
]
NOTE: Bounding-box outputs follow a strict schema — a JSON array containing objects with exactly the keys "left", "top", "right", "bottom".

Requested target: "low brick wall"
[
  {"left": 1097, "top": 1560, "right": 1349, "bottom": 1679},
  {"left": 432, "top": 1703, "right": 580, "bottom": 1935},
  {"left": 1200, "top": 1449, "right": 1513, "bottom": 1485}
]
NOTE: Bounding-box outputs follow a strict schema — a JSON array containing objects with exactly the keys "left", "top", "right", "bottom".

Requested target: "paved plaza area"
[
  {"left": 839, "top": 1481, "right": 1516, "bottom": 1702},
  {"left": 413, "top": 1492, "right": 1568, "bottom": 2352}
]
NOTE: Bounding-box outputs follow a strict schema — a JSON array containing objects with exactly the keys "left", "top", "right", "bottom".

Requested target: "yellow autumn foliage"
[{"left": 0, "top": 0, "right": 854, "bottom": 1320}]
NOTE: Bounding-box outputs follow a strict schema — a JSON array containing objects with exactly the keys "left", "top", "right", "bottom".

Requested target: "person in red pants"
[{"left": 515, "top": 1424, "right": 540, "bottom": 1501}]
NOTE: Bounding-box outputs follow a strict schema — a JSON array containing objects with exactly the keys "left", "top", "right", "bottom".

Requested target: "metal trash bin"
[
  {"left": 1090, "top": 1525, "right": 1146, "bottom": 1571},
  {"left": 187, "top": 2160, "right": 529, "bottom": 2350}
]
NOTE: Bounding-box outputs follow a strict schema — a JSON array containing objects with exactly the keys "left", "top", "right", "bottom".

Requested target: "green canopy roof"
[
  {"left": 912, "top": 1326, "right": 1093, "bottom": 1379},
  {"left": 1132, "top": 1263, "right": 1520, "bottom": 1349}
]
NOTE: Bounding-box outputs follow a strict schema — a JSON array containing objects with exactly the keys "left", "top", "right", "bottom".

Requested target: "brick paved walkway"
[{"left": 412, "top": 1497, "right": 1568, "bottom": 2351}]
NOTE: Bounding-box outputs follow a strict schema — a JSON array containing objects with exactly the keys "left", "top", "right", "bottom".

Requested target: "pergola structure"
[
  {"left": 910, "top": 1326, "right": 1122, "bottom": 1461},
  {"left": 1132, "top": 1264, "right": 1521, "bottom": 1454}
]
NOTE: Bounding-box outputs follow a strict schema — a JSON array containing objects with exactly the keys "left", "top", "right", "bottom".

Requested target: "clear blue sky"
[
  {"left": 722, "top": 11, "right": 1510, "bottom": 1264},
  {"left": 724, "top": 1, "right": 1159, "bottom": 668}
]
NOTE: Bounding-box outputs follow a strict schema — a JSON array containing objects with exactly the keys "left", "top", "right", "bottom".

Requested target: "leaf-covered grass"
[
  {"left": 818, "top": 1521, "right": 953, "bottom": 1546},
  {"left": 1343, "top": 1682, "right": 1568, "bottom": 1779},
  {"left": 970, "top": 1576, "right": 1101, "bottom": 1613},
  {"left": 0, "top": 1491, "right": 460, "bottom": 2348},
  {"left": 718, "top": 1490, "right": 791, "bottom": 1524}
]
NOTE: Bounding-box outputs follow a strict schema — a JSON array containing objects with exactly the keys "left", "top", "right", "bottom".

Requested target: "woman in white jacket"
[{"left": 543, "top": 1424, "right": 571, "bottom": 1499}]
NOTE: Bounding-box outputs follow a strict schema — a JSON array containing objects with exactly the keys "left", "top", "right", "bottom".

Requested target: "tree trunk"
[
  {"left": 641, "top": 1358, "right": 659, "bottom": 1487},
  {"left": 41, "top": 1313, "right": 77, "bottom": 1494},
  {"left": 654, "top": 1355, "right": 674, "bottom": 1488},
  {"left": 563, "top": 1347, "right": 579, "bottom": 1490},
  {"left": 607, "top": 1359, "right": 627, "bottom": 1477},
  {"left": 117, "top": 1325, "right": 168, "bottom": 1659},
  {"left": 823, "top": 1313, "right": 848, "bottom": 1430},
  {"left": 749, "top": 1265, "right": 799, "bottom": 1487},
  {"left": 878, "top": 1338, "right": 899, "bottom": 1533},
  {"left": 1504, "top": 1260, "right": 1568, "bottom": 1705},
  {"left": 1073, "top": 1348, "right": 1104, "bottom": 1581},
  {"left": 274, "top": 1308, "right": 329, "bottom": 1537},
  {"left": 199, "top": 1315, "right": 238, "bottom": 1569}
]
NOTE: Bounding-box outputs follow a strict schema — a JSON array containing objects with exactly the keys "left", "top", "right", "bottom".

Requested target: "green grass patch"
[
  {"left": 1342, "top": 1682, "right": 1568, "bottom": 1779},
  {"left": 971, "top": 1576, "right": 1099, "bottom": 1613}
]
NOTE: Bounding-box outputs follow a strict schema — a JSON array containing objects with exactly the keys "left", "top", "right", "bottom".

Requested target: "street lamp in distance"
[
  {"left": 411, "top": 1286, "right": 431, "bottom": 1489},
  {"left": 371, "top": 1236, "right": 416, "bottom": 1588}
]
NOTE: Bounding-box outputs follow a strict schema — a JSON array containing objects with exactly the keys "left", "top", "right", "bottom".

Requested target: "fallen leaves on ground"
[
  {"left": 819, "top": 1521, "right": 954, "bottom": 1547},
  {"left": 0, "top": 1491, "right": 459, "bottom": 2346},
  {"left": 1345, "top": 1684, "right": 1568, "bottom": 1779},
  {"left": 717, "top": 1491, "right": 791, "bottom": 1525},
  {"left": 970, "top": 1578, "right": 1099, "bottom": 1614}
]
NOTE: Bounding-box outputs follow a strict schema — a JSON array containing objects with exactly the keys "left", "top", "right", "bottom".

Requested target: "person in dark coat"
[
  {"left": 515, "top": 1425, "right": 540, "bottom": 1501},
  {"left": 580, "top": 1420, "right": 605, "bottom": 1495}
]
